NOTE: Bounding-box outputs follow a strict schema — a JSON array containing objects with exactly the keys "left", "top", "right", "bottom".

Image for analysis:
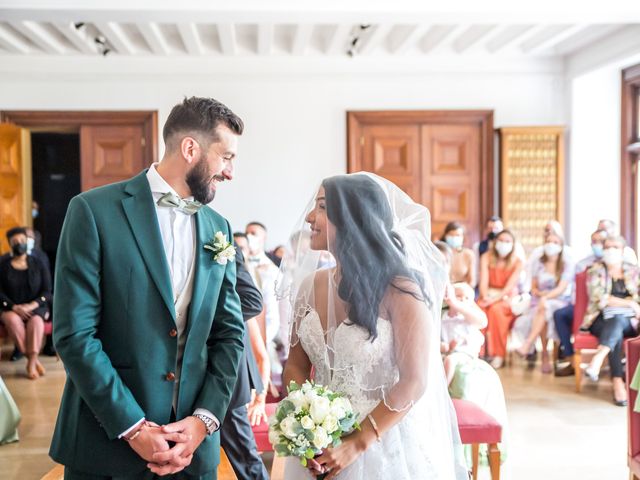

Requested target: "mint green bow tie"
[{"left": 156, "top": 192, "right": 203, "bottom": 215}]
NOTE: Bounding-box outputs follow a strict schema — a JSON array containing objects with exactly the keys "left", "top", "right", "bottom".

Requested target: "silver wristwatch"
[{"left": 192, "top": 413, "right": 216, "bottom": 435}]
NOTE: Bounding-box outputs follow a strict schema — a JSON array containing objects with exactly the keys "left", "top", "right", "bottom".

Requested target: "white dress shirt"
[{"left": 118, "top": 165, "right": 216, "bottom": 438}]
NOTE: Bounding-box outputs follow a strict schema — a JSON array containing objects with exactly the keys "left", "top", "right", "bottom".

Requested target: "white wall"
[
  {"left": 566, "top": 48, "right": 640, "bottom": 258},
  {"left": 0, "top": 57, "right": 565, "bottom": 248}
]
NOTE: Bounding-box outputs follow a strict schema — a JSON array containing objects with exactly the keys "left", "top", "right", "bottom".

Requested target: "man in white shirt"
[
  {"left": 245, "top": 222, "right": 283, "bottom": 373},
  {"left": 50, "top": 97, "right": 245, "bottom": 479}
]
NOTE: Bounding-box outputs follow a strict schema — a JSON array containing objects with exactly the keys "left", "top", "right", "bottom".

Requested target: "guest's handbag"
[
  {"left": 510, "top": 293, "right": 532, "bottom": 316},
  {"left": 0, "top": 375, "right": 21, "bottom": 444}
]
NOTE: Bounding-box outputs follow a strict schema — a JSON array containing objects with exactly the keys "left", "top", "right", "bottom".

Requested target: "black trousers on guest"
[
  {"left": 219, "top": 405, "right": 269, "bottom": 480},
  {"left": 553, "top": 304, "right": 574, "bottom": 357},
  {"left": 589, "top": 313, "right": 637, "bottom": 378}
]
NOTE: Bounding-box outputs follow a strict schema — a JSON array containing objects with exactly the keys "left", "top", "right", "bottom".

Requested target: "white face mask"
[
  {"left": 543, "top": 242, "right": 562, "bottom": 257},
  {"left": 246, "top": 233, "right": 263, "bottom": 254},
  {"left": 495, "top": 241, "right": 513, "bottom": 258},
  {"left": 603, "top": 248, "right": 623, "bottom": 266},
  {"left": 26, "top": 237, "right": 35, "bottom": 254}
]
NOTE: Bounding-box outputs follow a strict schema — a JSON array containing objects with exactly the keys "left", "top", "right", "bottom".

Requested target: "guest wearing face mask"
[
  {"left": 513, "top": 232, "right": 574, "bottom": 373},
  {"left": 551, "top": 229, "right": 609, "bottom": 376},
  {"left": 245, "top": 221, "right": 282, "bottom": 375},
  {"left": 0, "top": 227, "right": 52, "bottom": 379},
  {"left": 478, "top": 230, "right": 523, "bottom": 369},
  {"left": 598, "top": 218, "right": 639, "bottom": 265},
  {"left": 473, "top": 216, "right": 503, "bottom": 287},
  {"left": 440, "top": 221, "right": 475, "bottom": 285},
  {"left": 581, "top": 235, "right": 640, "bottom": 406}
]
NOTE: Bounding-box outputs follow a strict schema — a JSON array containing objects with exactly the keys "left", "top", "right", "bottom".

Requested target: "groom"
[{"left": 50, "top": 97, "right": 246, "bottom": 479}]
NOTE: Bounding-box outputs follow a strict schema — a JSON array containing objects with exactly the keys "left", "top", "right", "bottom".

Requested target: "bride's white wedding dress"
[{"left": 284, "top": 310, "right": 440, "bottom": 479}]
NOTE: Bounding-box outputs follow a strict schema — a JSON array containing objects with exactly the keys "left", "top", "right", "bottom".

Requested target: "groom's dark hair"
[{"left": 163, "top": 96, "right": 244, "bottom": 151}]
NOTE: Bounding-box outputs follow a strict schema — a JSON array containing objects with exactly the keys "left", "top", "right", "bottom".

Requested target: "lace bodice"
[{"left": 297, "top": 310, "right": 399, "bottom": 420}]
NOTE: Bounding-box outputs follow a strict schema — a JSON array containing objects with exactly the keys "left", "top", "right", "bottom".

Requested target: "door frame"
[
  {"left": 0, "top": 110, "right": 158, "bottom": 167},
  {"left": 347, "top": 109, "right": 495, "bottom": 230},
  {"left": 621, "top": 64, "right": 640, "bottom": 251}
]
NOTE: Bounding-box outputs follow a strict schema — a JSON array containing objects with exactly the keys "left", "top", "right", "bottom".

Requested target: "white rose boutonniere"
[{"left": 204, "top": 232, "right": 236, "bottom": 265}]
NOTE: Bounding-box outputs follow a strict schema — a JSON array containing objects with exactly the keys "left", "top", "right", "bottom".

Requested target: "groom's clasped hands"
[{"left": 127, "top": 417, "right": 208, "bottom": 476}]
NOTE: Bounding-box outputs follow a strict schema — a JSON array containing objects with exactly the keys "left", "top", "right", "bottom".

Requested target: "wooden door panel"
[
  {"left": 81, "top": 125, "right": 145, "bottom": 191},
  {"left": 0, "top": 123, "right": 30, "bottom": 253},
  {"left": 348, "top": 111, "right": 493, "bottom": 247},
  {"left": 422, "top": 124, "right": 480, "bottom": 243},
  {"left": 361, "top": 125, "right": 421, "bottom": 203}
]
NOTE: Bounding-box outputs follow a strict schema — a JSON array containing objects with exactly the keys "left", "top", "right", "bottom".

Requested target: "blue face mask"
[
  {"left": 592, "top": 244, "right": 604, "bottom": 258},
  {"left": 32, "top": 209, "right": 39, "bottom": 219},
  {"left": 445, "top": 235, "right": 463, "bottom": 250}
]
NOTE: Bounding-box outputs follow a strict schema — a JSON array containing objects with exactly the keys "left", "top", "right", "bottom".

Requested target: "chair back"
[
  {"left": 572, "top": 270, "right": 588, "bottom": 334},
  {"left": 626, "top": 337, "right": 640, "bottom": 459}
]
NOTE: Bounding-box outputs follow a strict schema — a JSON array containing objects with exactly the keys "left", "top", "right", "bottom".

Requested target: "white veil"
[{"left": 277, "top": 172, "right": 467, "bottom": 479}]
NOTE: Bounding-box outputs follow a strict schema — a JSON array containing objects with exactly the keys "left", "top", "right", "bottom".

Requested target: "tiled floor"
[{"left": 0, "top": 350, "right": 629, "bottom": 480}]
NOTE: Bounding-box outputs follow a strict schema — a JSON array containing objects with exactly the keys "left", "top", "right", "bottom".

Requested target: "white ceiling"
[{"left": 0, "top": 1, "right": 638, "bottom": 60}]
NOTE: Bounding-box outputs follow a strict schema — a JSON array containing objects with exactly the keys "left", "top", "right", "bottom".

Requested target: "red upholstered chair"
[
  {"left": 626, "top": 337, "right": 640, "bottom": 479},
  {"left": 452, "top": 398, "right": 502, "bottom": 480},
  {"left": 572, "top": 270, "right": 600, "bottom": 392}
]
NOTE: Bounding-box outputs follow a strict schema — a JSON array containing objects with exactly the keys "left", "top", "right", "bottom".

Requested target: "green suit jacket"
[{"left": 49, "top": 171, "right": 244, "bottom": 477}]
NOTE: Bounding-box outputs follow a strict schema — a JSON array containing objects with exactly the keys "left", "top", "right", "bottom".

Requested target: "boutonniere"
[{"left": 204, "top": 231, "right": 236, "bottom": 265}]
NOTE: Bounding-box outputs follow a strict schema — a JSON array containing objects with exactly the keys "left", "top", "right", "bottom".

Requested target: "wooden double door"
[
  {"left": 0, "top": 111, "right": 157, "bottom": 253},
  {"left": 348, "top": 111, "right": 494, "bottom": 245}
]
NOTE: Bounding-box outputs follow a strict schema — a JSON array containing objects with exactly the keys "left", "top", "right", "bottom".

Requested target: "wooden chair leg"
[
  {"left": 218, "top": 448, "right": 237, "bottom": 480},
  {"left": 488, "top": 443, "right": 501, "bottom": 480},
  {"left": 271, "top": 454, "right": 286, "bottom": 480},
  {"left": 471, "top": 443, "right": 479, "bottom": 480},
  {"left": 574, "top": 349, "right": 582, "bottom": 393}
]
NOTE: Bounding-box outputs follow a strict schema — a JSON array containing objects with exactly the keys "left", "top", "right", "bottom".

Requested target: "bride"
[{"left": 278, "top": 173, "right": 468, "bottom": 479}]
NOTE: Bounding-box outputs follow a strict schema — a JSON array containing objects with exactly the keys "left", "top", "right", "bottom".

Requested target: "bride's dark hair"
[{"left": 322, "top": 174, "right": 428, "bottom": 340}]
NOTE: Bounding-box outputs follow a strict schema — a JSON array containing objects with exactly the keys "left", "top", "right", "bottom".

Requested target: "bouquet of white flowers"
[{"left": 269, "top": 380, "right": 360, "bottom": 473}]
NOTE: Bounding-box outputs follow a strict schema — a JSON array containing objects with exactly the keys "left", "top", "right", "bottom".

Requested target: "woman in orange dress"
[{"left": 478, "top": 229, "right": 523, "bottom": 369}]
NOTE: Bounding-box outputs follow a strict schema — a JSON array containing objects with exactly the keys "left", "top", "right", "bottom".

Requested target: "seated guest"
[
  {"left": 478, "top": 230, "right": 523, "bottom": 369},
  {"left": 581, "top": 235, "right": 640, "bottom": 406},
  {"left": 268, "top": 245, "right": 285, "bottom": 267},
  {"left": 472, "top": 216, "right": 504, "bottom": 287},
  {"left": 441, "top": 221, "right": 475, "bottom": 285},
  {"left": 245, "top": 221, "right": 282, "bottom": 374},
  {"left": 598, "top": 218, "right": 638, "bottom": 265},
  {"left": 439, "top": 277, "right": 508, "bottom": 467},
  {"left": 234, "top": 231, "right": 250, "bottom": 258},
  {"left": 25, "top": 227, "right": 51, "bottom": 275},
  {"left": 552, "top": 229, "right": 608, "bottom": 376},
  {"left": 441, "top": 282, "right": 487, "bottom": 385},
  {"left": 474, "top": 216, "right": 504, "bottom": 258},
  {"left": 514, "top": 231, "right": 573, "bottom": 373},
  {"left": 524, "top": 220, "right": 574, "bottom": 292},
  {"left": 1, "top": 226, "right": 53, "bottom": 361},
  {"left": 0, "top": 227, "right": 52, "bottom": 379}
]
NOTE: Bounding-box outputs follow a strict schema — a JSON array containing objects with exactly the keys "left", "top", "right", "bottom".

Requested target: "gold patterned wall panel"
[{"left": 498, "top": 127, "right": 565, "bottom": 254}]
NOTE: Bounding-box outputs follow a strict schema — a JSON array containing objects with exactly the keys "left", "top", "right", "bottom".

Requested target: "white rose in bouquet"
[
  {"left": 288, "top": 389, "right": 308, "bottom": 412},
  {"left": 310, "top": 396, "right": 331, "bottom": 423},
  {"left": 300, "top": 415, "right": 315, "bottom": 430},
  {"left": 322, "top": 414, "right": 340, "bottom": 434},
  {"left": 280, "top": 415, "right": 300, "bottom": 439},
  {"left": 312, "top": 426, "right": 330, "bottom": 450}
]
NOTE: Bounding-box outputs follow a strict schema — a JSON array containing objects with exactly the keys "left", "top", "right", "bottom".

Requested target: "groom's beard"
[{"left": 186, "top": 154, "right": 224, "bottom": 204}]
